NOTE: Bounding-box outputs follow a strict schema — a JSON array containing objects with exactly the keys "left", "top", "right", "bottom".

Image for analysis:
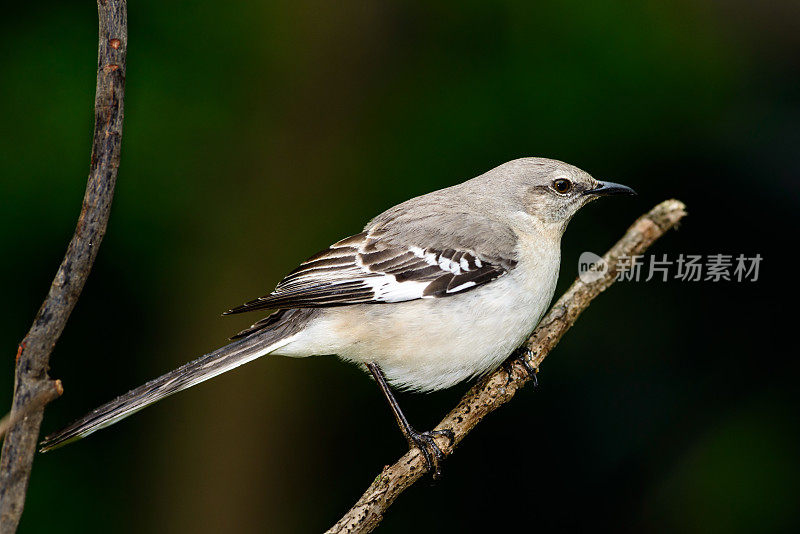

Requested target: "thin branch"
[
  {"left": 0, "top": 381, "right": 63, "bottom": 442},
  {"left": 327, "top": 199, "right": 688, "bottom": 534},
  {"left": 0, "top": 2, "right": 126, "bottom": 531}
]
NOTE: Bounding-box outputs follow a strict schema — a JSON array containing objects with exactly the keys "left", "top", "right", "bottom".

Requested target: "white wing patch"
[
  {"left": 354, "top": 247, "right": 430, "bottom": 302},
  {"left": 366, "top": 277, "right": 430, "bottom": 302}
]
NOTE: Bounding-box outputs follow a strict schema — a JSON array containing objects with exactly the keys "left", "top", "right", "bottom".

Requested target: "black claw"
[
  {"left": 436, "top": 428, "right": 456, "bottom": 446},
  {"left": 503, "top": 347, "right": 539, "bottom": 386},
  {"left": 407, "top": 428, "right": 453, "bottom": 480},
  {"left": 530, "top": 370, "right": 539, "bottom": 388},
  {"left": 502, "top": 358, "right": 515, "bottom": 386}
]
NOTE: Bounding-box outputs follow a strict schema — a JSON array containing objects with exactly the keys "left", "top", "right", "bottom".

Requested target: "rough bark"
[
  {"left": 327, "top": 199, "right": 688, "bottom": 534},
  {"left": 0, "top": 382, "right": 63, "bottom": 442},
  {"left": 0, "top": 2, "right": 126, "bottom": 531}
]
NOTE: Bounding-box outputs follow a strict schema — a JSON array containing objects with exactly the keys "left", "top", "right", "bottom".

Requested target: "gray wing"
[{"left": 224, "top": 229, "right": 517, "bottom": 315}]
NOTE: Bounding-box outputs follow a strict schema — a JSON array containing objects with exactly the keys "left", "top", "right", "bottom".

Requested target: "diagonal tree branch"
[
  {"left": 0, "top": 2, "right": 126, "bottom": 531},
  {"left": 327, "top": 199, "right": 688, "bottom": 534}
]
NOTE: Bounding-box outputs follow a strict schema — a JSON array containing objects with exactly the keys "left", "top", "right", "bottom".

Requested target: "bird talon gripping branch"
[
  {"left": 503, "top": 347, "right": 539, "bottom": 386},
  {"left": 408, "top": 429, "right": 453, "bottom": 480}
]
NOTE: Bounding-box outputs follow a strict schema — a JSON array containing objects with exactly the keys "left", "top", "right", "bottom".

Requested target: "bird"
[{"left": 40, "top": 157, "right": 635, "bottom": 477}]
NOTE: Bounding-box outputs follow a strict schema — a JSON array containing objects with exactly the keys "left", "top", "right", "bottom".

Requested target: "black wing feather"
[{"left": 224, "top": 231, "right": 515, "bottom": 315}]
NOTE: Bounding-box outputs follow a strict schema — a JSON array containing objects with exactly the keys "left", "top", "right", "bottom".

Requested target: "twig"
[
  {"left": 0, "top": 2, "right": 126, "bottom": 531},
  {"left": 0, "top": 381, "right": 63, "bottom": 442},
  {"left": 327, "top": 199, "right": 688, "bottom": 534}
]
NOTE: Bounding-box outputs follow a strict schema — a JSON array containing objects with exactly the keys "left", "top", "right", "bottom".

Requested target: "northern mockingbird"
[{"left": 41, "top": 157, "right": 634, "bottom": 476}]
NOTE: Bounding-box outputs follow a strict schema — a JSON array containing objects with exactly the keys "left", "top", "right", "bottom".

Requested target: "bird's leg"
[
  {"left": 366, "top": 362, "right": 454, "bottom": 479},
  {"left": 503, "top": 346, "right": 539, "bottom": 387}
]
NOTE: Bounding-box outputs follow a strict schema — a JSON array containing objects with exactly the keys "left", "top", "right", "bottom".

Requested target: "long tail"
[{"left": 40, "top": 312, "right": 307, "bottom": 452}]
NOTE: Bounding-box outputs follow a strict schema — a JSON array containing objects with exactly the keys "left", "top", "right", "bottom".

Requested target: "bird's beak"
[{"left": 585, "top": 180, "right": 637, "bottom": 196}]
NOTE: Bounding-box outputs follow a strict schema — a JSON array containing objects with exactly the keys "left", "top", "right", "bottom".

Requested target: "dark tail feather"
[{"left": 40, "top": 323, "right": 301, "bottom": 452}]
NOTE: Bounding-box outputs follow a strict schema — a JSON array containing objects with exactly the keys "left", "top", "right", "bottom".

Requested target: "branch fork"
[{"left": 0, "top": 2, "right": 126, "bottom": 531}]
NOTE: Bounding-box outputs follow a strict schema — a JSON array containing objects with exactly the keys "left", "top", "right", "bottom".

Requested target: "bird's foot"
[
  {"left": 405, "top": 428, "right": 455, "bottom": 480},
  {"left": 503, "top": 347, "right": 539, "bottom": 387}
]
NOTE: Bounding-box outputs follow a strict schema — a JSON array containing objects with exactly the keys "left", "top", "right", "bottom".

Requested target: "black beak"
[{"left": 585, "top": 180, "right": 637, "bottom": 196}]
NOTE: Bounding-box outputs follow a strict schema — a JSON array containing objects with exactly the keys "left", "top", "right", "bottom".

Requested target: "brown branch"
[
  {"left": 327, "top": 199, "right": 688, "bottom": 534},
  {"left": 0, "top": 2, "right": 126, "bottom": 531}
]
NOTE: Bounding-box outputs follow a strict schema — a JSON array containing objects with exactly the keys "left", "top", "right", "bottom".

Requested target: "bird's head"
[{"left": 472, "top": 157, "right": 636, "bottom": 234}]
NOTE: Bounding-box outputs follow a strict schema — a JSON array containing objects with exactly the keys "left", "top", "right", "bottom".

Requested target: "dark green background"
[{"left": 1, "top": 1, "right": 797, "bottom": 532}]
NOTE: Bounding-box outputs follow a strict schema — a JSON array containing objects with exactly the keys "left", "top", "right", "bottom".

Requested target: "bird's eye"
[{"left": 552, "top": 178, "right": 573, "bottom": 194}]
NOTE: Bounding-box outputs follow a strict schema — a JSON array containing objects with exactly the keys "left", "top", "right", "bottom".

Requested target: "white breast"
[{"left": 275, "top": 229, "right": 562, "bottom": 392}]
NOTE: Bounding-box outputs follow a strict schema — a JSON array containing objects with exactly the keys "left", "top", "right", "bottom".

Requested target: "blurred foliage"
[{"left": 1, "top": 0, "right": 798, "bottom": 532}]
